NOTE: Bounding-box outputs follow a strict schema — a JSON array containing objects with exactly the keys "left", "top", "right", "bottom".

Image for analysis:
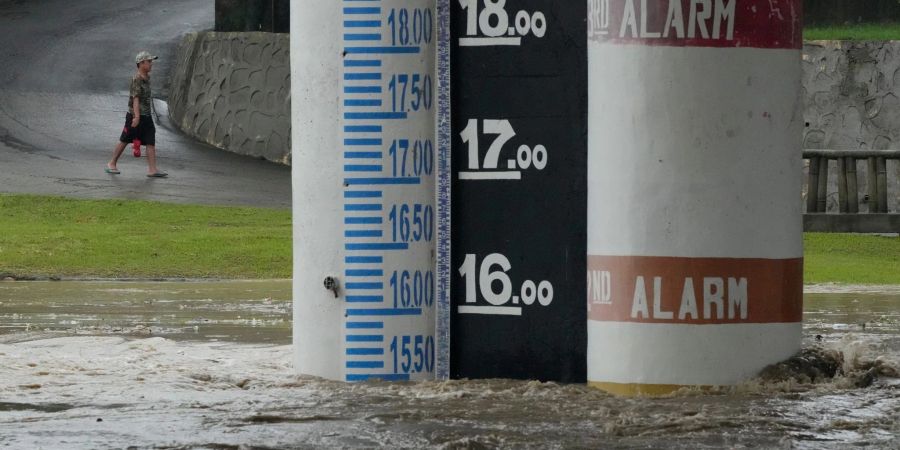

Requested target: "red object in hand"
[{"left": 132, "top": 139, "right": 141, "bottom": 158}]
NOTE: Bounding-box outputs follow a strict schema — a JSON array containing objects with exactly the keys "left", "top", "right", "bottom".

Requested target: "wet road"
[{"left": 0, "top": 0, "right": 291, "bottom": 208}]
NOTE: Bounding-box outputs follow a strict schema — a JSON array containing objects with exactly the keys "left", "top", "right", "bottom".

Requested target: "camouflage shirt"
[{"left": 129, "top": 75, "right": 152, "bottom": 116}]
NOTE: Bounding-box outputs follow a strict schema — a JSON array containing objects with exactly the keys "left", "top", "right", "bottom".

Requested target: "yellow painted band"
[{"left": 588, "top": 381, "right": 712, "bottom": 397}]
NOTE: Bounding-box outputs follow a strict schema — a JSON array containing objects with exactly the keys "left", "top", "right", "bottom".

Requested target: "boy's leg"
[
  {"left": 143, "top": 118, "right": 164, "bottom": 176},
  {"left": 146, "top": 145, "right": 160, "bottom": 174},
  {"left": 108, "top": 141, "right": 127, "bottom": 170},
  {"left": 111, "top": 112, "right": 134, "bottom": 170}
]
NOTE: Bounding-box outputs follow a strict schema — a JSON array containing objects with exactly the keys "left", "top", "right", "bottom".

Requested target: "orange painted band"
[{"left": 587, "top": 255, "right": 803, "bottom": 324}]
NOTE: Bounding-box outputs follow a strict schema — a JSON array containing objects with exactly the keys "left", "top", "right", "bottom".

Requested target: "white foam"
[{"left": 0, "top": 332, "right": 897, "bottom": 449}]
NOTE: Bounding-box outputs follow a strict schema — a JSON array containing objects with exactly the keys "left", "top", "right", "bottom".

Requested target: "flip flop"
[
  {"left": 105, "top": 168, "right": 121, "bottom": 175},
  {"left": 147, "top": 172, "right": 168, "bottom": 178}
]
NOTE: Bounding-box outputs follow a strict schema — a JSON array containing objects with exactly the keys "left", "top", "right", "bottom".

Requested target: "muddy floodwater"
[{"left": 0, "top": 281, "right": 898, "bottom": 449}]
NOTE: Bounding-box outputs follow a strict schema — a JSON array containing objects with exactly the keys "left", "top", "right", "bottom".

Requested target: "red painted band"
[
  {"left": 588, "top": 0, "right": 802, "bottom": 49},
  {"left": 587, "top": 255, "right": 803, "bottom": 324}
]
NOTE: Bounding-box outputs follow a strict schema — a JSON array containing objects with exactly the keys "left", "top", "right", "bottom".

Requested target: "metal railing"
[{"left": 803, "top": 150, "right": 899, "bottom": 233}]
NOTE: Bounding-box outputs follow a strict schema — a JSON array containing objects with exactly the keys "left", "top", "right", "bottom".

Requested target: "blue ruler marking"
[
  {"left": 344, "top": 21, "right": 382, "bottom": 28},
  {"left": 345, "top": 242, "right": 409, "bottom": 251},
  {"left": 344, "top": 99, "right": 383, "bottom": 107},
  {"left": 345, "top": 86, "right": 382, "bottom": 94},
  {"left": 343, "top": 7, "right": 381, "bottom": 15},
  {"left": 345, "top": 269, "right": 384, "bottom": 277},
  {"left": 344, "top": 165, "right": 384, "bottom": 173},
  {"left": 346, "top": 334, "right": 384, "bottom": 342},
  {"left": 342, "top": 0, "right": 438, "bottom": 383},
  {"left": 344, "top": 229, "right": 383, "bottom": 238},
  {"left": 345, "top": 152, "right": 383, "bottom": 159},
  {"left": 347, "top": 348, "right": 385, "bottom": 355},
  {"left": 346, "top": 373, "right": 410, "bottom": 382},
  {"left": 344, "top": 112, "right": 408, "bottom": 120},
  {"left": 346, "top": 282, "right": 384, "bottom": 290},
  {"left": 345, "top": 138, "right": 383, "bottom": 146},
  {"left": 344, "top": 177, "right": 420, "bottom": 185},
  {"left": 346, "top": 321, "right": 384, "bottom": 330},
  {"left": 345, "top": 190, "right": 383, "bottom": 198},
  {"left": 345, "top": 256, "right": 383, "bottom": 264},
  {"left": 345, "top": 216, "right": 383, "bottom": 225},
  {"left": 347, "top": 308, "right": 422, "bottom": 316},
  {"left": 344, "top": 204, "right": 383, "bottom": 211},
  {"left": 344, "top": 72, "right": 383, "bottom": 81},
  {"left": 345, "top": 125, "right": 383, "bottom": 133},
  {"left": 344, "top": 60, "right": 382, "bottom": 68},
  {"left": 344, "top": 33, "right": 383, "bottom": 41},
  {"left": 344, "top": 46, "right": 421, "bottom": 54},
  {"left": 347, "top": 361, "right": 385, "bottom": 369},
  {"left": 346, "top": 295, "right": 385, "bottom": 303}
]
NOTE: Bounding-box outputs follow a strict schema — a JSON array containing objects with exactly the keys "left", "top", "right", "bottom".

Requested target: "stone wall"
[
  {"left": 169, "top": 32, "right": 291, "bottom": 165},
  {"left": 803, "top": 41, "right": 900, "bottom": 212}
]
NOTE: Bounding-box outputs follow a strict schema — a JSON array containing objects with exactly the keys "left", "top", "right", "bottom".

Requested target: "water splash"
[{"left": 752, "top": 335, "right": 900, "bottom": 394}]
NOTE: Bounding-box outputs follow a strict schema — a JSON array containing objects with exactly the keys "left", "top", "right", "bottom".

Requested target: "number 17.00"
[{"left": 459, "top": 119, "right": 548, "bottom": 171}]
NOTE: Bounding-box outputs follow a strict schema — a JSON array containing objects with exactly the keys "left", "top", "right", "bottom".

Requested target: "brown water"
[
  {"left": 0, "top": 280, "right": 292, "bottom": 344},
  {"left": 0, "top": 281, "right": 898, "bottom": 449}
]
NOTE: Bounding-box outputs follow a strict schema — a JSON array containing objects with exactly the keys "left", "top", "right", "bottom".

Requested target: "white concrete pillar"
[
  {"left": 586, "top": 0, "right": 804, "bottom": 395},
  {"left": 292, "top": 1, "right": 438, "bottom": 381}
]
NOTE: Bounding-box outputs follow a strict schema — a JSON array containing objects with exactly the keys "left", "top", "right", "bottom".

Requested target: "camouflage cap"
[{"left": 135, "top": 51, "right": 158, "bottom": 64}]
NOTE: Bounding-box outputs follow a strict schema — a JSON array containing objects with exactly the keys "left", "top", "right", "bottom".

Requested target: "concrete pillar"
[
  {"left": 291, "top": 1, "right": 438, "bottom": 381},
  {"left": 586, "top": 0, "right": 804, "bottom": 395}
]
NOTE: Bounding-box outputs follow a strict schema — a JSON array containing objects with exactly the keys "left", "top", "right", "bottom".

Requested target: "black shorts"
[{"left": 119, "top": 113, "right": 156, "bottom": 146}]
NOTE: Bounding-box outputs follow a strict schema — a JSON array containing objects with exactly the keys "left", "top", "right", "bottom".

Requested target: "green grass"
[
  {"left": 1, "top": 194, "right": 898, "bottom": 284},
  {"left": 804, "top": 233, "right": 900, "bottom": 285},
  {"left": 804, "top": 23, "right": 900, "bottom": 40},
  {"left": 0, "top": 194, "right": 291, "bottom": 279}
]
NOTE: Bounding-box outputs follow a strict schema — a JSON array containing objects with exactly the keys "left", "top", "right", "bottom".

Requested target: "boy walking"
[{"left": 106, "top": 51, "right": 168, "bottom": 177}]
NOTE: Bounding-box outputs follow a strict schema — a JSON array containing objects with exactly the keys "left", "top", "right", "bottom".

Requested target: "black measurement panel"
[{"left": 450, "top": 0, "right": 587, "bottom": 382}]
